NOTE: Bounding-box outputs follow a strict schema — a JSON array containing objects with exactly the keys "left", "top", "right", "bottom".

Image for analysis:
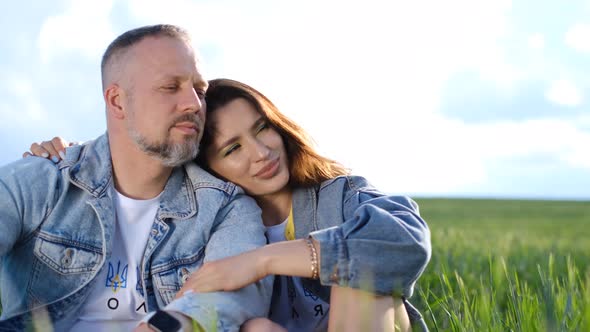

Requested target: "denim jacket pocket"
[
  {"left": 29, "top": 232, "right": 102, "bottom": 305},
  {"left": 33, "top": 234, "right": 102, "bottom": 274},
  {"left": 152, "top": 248, "right": 205, "bottom": 305}
]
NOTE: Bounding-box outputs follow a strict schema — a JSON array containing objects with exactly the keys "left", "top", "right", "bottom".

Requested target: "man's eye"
[
  {"left": 163, "top": 85, "right": 178, "bottom": 91},
  {"left": 223, "top": 144, "right": 240, "bottom": 157}
]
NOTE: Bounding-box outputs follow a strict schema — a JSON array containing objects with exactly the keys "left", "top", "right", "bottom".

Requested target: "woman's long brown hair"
[{"left": 196, "top": 78, "right": 349, "bottom": 188}]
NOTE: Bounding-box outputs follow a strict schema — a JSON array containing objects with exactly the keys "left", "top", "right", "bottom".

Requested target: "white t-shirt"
[
  {"left": 69, "top": 190, "right": 160, "bottom": 332},
  {"left": 266, "top": 220, "right": 330, "bottom": 332}
]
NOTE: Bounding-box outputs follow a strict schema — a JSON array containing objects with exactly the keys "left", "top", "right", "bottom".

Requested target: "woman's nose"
[{"left": 253, "top": 139, "right": 271, "bottom": 161}]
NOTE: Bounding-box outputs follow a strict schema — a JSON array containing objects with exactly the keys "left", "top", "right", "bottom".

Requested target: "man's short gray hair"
[{"left": 100, "top": 24, "right": 192, "bottom": 90}]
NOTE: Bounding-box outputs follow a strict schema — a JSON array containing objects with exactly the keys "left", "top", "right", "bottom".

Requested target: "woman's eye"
[
  {"left": 256, "top": 122, "right": 269, "bottom": 133},
  {"left": 223, "top": 144, "right": 240, "bottom": 157},
  {"left": 194, "top": 88, "right": 206, "bottom": 99}
]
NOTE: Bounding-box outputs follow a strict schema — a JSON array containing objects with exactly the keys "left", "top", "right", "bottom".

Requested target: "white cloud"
[
  {"left": 545, "top": 79, "right": 583, "bottom": 107},
  {"left": 0, "top": 76, "right": 47, "bottom": 124},
  {"left": 528, "top": 33, "right": 545, "bottom": 50},
  {"left": 38, "top": 0, "right": 115, "bottom": 63},
  {"left": 471, "top": 118, "right": 586, "bottom": 159},
  {"left": 122, "top": 0, "right": 515, "bottom": 194},
  {"left": 577, "top": 114, "right": 590, "bottom": 131},
  {"left": 323, "top": 115, "right": 589, "bottom": 195},
  {"left": 6, "top": 0, "right": 585, "bottom": 197},
  {"left": 565, "top": 23, "right": 590, "bottom": 53},
  {"left": 121, "top": 0, "right": 516, "bottom": 111}
]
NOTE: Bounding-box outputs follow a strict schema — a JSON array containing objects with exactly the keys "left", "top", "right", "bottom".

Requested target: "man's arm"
[
  {"left": 160, "top": 193, "right": 272, "bottom": 331},
  {"left": 0, "top": 158, "right": 58, "bottom": 256}
]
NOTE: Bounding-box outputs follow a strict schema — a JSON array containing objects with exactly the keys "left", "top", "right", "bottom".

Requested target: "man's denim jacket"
[
  {"left": 0, "top": 134, "right": 272, "bottom": 331},
  {"left": 290, "top": 175, "right": 431, "bottom": 331}
]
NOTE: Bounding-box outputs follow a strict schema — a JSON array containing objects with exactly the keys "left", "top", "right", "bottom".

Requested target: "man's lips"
[
  {"left": 255, "top": 157, "right": 280, "bottom": 178},
  {"left": 173, "top": 122, "right": 199, "bottom": 135}
]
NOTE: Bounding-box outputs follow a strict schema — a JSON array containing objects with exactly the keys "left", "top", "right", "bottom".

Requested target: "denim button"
[
  {"left": 61, "top": 248, "right": 74, "bottom": 266},
  {"left": 151, "top": 229, "right": 158, "bottom": 236},
  {"left": 330, "top": 271, "right": 338, "bottom": 282},
  {"left": 180, "top": 268, "right": 190, "bottom": 284}
]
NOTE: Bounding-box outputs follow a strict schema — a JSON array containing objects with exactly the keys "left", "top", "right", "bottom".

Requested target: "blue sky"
[{"left": 1, "top": 0, "right": 589, "bottom": 199}]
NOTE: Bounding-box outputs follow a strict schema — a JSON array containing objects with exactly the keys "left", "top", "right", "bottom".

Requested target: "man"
[{"left": 0, "top": 24, "right": 271, "bottom": 331}]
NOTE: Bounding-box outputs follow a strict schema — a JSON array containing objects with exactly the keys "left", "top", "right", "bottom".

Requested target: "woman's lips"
[{"left": 255, "top": 157, "right": 280, "bottom": 179}]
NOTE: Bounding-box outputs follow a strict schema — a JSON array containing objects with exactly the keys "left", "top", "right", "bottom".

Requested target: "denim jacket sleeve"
[
  {"left": 309, "top": 175, "right": 431, "bottom": 298},
  {"left": 0, "top": 157, "right": 60, "bottom": 256},
  {"left": 163, "top": 192, "right": 273, "bottom": 331}
]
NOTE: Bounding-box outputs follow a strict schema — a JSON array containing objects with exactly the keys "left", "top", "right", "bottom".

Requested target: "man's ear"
[{"left": 104, "top": 84, "right": 125, "bottom": 119}]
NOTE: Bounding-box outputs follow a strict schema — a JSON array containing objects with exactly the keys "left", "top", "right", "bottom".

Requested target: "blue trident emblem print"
[{"left": 106, "top": 261, "right": 128, "bottom": 293}]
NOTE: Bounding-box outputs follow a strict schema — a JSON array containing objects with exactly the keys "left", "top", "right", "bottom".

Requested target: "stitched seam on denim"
[
  {"left": 69, "top": 174, "right": 111, "bottom": 198},
  {"left": 159, "top": 212, "right": 194, "bottom": 219},
  {"left": 57, "top": 159, "right": 74, "bottom": 170},
  {"left": 311, "top": 187, "right": 319, "bottom": 232},
  {"left": 151, "top": 248, "right": 205, "bottom": 274},
  {"left": 158, "top": 289, "right": 175, "bottom": 304},
  {"left": 34, "top": 247, "right": 97, "bottom": 274},
  {"left": 385, "top": 210, "right": 430, "bottom": 288},
  {"left": 27, "top": 258, "right": 42, "bottom": 305},
  {"left": 192, "top": 181, "right": 235, "bottom": 194},
  {"left": 37, "top": 232, "right": 102, "bottom": 253},
  {"left": 153, "top": 273, "right": 179, "bottom": 293},
  {"left": 159, "top": 177, "right": 196, "bottom": 220}
]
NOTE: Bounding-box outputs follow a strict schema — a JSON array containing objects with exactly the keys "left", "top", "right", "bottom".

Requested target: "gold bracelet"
[{"left": 306, "top": 238, "right": 319, "bottom": 279}]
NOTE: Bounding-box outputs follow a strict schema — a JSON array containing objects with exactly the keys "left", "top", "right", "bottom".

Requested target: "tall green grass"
[
  {"left": 414, "top": 198, "right": 590, "bottom": 331},
  {"left": 2, "top": 198, "right": 588, "bottom": 331}
]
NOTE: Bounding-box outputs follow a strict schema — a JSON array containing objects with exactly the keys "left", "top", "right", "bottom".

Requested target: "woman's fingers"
[
  {"left": 185, "top": 269, "right": 218, "bottom": 293},
  {"left": 177, "top": 268, "right": 207, "bottom": 297},
  {"left": 27, "top": 137, "right": 70, "bottom": 163},
  {"left": 175, "top": 252, "right": 264, "bottom": 299},
  {"left": 49, "top": 137, "right": 69, "bottom": 160},
  {"left": 29, "top": 142, "right": 51, "bottom": 159},
  {"left": 41, "top": 139, "right": 62, "bottom": 162},
  {"left": 181, "top": 263, "right": 229, "bottom": 294},
  {"left": 24, "top": 136, "right": 78, "bottom": 161},
  {"left": 51, "top": 136, "right": 70, "bottom": 151}
]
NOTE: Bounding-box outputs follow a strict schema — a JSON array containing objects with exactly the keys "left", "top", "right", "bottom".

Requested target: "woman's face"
[{"left": 205, "top": 98, "right": 290, "bottom": 197}]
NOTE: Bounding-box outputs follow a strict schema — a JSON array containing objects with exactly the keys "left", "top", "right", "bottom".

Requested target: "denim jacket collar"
[
  {"left": 158, "top": 167, "right": 196, "bottom": 220},
  {"left": 65, "top": 134, "right": 113, "bottom": 198},
  {"left": 63, "top": 133, "right": 200, "bottom": 221}
]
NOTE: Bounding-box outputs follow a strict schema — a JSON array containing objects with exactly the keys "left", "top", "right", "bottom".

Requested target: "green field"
[
  {"left": 413, "top": 198, "right": 590, "bottom": 331},
  {"left": 1, "top": 198, "right": 588, "bottom": 330}
]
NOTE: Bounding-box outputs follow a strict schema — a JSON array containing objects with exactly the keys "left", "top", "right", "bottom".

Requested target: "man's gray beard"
[{"left": 130, "top": 129, "right": 199, "bottom": 167}]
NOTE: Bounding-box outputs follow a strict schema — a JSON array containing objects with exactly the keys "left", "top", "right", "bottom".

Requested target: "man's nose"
[{"left": 180, "top": 87, "right": 203, "bottom": 113}]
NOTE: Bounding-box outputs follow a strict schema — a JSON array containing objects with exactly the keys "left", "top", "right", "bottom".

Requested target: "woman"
[{"left": 27, "top": 78, "right": 431, "bottom": 331}]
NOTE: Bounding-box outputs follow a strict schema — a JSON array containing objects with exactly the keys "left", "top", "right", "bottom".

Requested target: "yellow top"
[{"left": 284, "top": 206, "right": 295, "bottom": 241}]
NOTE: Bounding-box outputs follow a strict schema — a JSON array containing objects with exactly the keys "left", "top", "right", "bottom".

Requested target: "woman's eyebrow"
[{"left": 215, "top": 117, "right": 265, "bottom": 152}]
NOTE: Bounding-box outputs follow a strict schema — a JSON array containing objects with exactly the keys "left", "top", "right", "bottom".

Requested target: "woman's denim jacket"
[
  {"left": 0, "top": 134, "right": 272, "bottom": 331},
  {"left": 289, "top": 175, "right": 431, "bottom": 331}
]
